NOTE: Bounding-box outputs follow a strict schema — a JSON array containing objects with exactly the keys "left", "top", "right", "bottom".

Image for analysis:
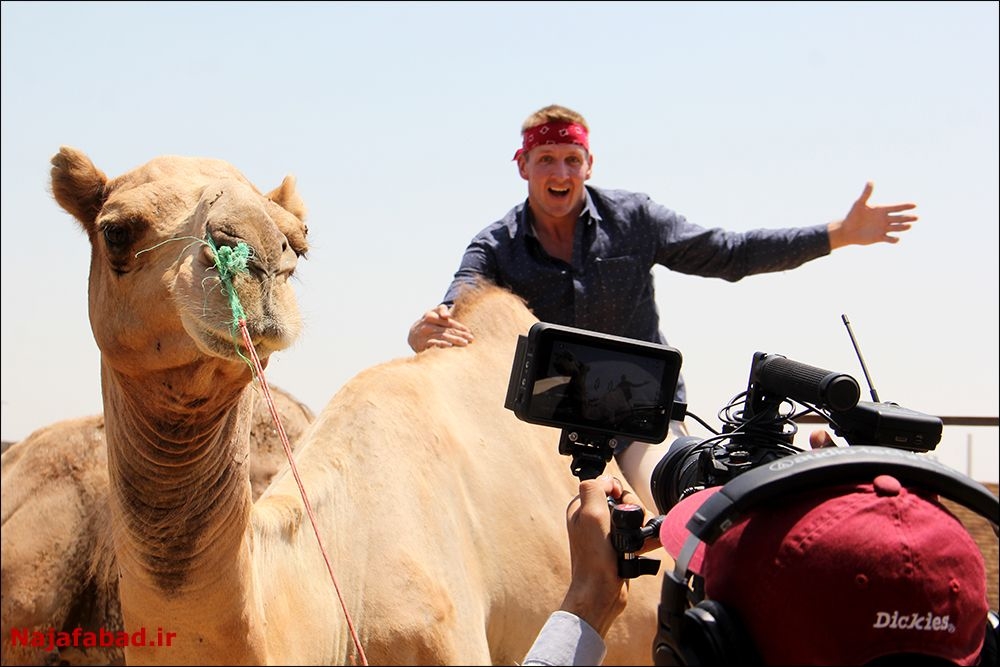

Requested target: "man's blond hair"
[{"left": 521, "top": 104, "right": 589, "bottom": 133}]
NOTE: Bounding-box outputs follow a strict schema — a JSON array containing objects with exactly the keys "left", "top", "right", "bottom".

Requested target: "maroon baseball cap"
[{"left": 660, "top": 474, "right": 989, "bottom": 665}]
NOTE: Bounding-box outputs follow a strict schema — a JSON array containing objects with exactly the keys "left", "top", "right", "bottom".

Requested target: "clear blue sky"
[{"left": 2, "top": 1, "right": 997, "bottom": 481}]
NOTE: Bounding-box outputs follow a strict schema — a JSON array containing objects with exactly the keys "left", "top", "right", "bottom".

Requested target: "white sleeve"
[{"left": 520, "top": 610, "right": 608, "bottom": 666}]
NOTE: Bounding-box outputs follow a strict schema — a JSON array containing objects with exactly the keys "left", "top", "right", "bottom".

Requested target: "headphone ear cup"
[{"left": 681, "top": 600, "right": 760, "bottom": 666}]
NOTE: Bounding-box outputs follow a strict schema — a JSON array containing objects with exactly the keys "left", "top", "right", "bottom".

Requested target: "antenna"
[{"left": 841, "top": 314, "right": 880, "bottom": 403}]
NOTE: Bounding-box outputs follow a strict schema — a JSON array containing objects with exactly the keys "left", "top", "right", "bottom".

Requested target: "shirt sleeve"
[
  {"left": 442, "top": 233, "right": 500, "bottom": 305},
  {"left": 520, "top": 610, "right": 608, "bottom": 666},
  {"left": 643, "top": 198, "right": 831, "bottom": 281}
]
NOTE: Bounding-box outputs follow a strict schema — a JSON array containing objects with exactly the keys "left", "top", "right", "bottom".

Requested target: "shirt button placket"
[{"left": 571, "top": 270, "right": 585, "bottom": 327}]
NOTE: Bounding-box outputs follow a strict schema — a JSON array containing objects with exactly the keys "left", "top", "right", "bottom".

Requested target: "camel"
[
  {"left": 0, "top": 387, "right": 315, "bottom": 666},
  {"left": 45, "top": 146, "right": 664, "bottom": 665}
]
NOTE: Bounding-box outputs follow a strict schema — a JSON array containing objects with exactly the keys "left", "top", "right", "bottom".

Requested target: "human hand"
[
  {"left": 406, "top": 304, "right": 474, "bottom": 352},
  {"left": 558, "top": 475, "right": 637, "bottom": 637},
  {"left": 828, "top": 181, "right": 918, "bottom": 249},
  {"left": 809, "top": 430, "right": 837, "bottom": 449}
]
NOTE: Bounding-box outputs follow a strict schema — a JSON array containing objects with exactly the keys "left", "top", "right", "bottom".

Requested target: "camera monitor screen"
[{"left": 507, "top": 323, "right": 682, "bottom": 443}]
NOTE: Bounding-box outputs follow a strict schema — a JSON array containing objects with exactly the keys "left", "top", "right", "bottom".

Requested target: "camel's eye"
[{"left": 102, "top": 224, "right": 132, "bottom": 250}]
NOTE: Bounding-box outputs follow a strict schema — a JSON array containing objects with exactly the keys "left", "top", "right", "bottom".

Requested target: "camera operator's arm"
[
  {"left": 522, "top": 476, "right": 646, "bottom": 666},
  {"left": 616, "top": 421, "right": 689, "bottom": 513},
  {"left": 560, "top": 477, "right": 631, "bottom": 635}
]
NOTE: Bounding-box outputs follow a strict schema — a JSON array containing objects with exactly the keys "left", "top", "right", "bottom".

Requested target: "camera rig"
[
  {"left": 505, "top": 317, "right": 946, "bottom": 579},
  {"left": 505, "top": 322, "right": 683, "bottom": 578}
]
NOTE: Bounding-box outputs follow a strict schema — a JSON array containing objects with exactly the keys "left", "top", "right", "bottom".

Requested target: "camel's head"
[{"left": 50, "top": 147, "right": 309, "bottom": 381}]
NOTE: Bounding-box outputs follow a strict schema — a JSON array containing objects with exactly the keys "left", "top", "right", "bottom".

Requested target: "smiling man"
[{"left": 407, "top": 103, "right": 918, "bottom": 510}]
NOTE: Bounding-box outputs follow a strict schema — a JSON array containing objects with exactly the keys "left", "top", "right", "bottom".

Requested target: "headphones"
[{"left": 653, "top": 446, "right": 1000, "bottom": 666}]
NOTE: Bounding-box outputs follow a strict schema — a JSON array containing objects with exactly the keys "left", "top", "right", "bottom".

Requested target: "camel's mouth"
[
  {"left": 183, "top": 314, "right": 295, "bottom": 364},
  {"left": 175, "top": 253, "right": 302, "bottom": 364}
]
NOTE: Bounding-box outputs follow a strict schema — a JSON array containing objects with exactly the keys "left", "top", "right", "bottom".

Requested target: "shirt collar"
[{"left": 581, "top": 187, "right": 602, "bottom": 224}]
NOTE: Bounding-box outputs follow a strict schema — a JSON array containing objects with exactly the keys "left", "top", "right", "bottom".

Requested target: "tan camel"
[
  {"left": 47, "top": 147, "right": 664, "bottom": 665},
  {"left": 1, "top": 415, "right": 114, "bottom": 667},
  {"left": 0, "top": 388, "right": 315, "bottom": 666}
]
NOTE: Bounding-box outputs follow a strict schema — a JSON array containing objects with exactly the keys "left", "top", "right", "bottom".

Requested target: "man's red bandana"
[{"left": 513, "top": 121, "right": 589, "bottom": 161}]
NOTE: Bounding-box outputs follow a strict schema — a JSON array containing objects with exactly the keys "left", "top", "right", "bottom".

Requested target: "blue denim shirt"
[{"left": 443, "top": 186, "right": 831, "bottom": 403}]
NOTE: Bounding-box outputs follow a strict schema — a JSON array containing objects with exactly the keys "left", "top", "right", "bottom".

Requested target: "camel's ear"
[
  {"left": 267, "top": 175, "right": 309, "bottom": 255},
  {"left": 50, "top": 146, "right": 109, "bottom": 233},
  {"left": 266, "top": 175, "right": 307, "bottom": 222}
]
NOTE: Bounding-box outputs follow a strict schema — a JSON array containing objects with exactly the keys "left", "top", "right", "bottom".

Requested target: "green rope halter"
[
  {"left": 203, "top": 235, "right": 260, "bottom": 377},
  {"left": 205, "top": 235, "right": 252, "bottom": 325}
]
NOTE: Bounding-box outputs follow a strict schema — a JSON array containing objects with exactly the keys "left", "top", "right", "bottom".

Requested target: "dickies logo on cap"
[{"left": 659, "top": 475, "right": 990, "bottom": 665}]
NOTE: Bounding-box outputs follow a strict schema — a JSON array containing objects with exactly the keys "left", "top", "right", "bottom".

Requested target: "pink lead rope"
[{"left": 212, "top": 236, "right": 367, "bottom": 665}]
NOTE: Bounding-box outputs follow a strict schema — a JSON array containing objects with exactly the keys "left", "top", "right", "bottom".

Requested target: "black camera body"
[
  {"left": 746, "top": 351, "right": 943, "bottom": 452},
  {"left": 505, "top": 322, "right": 683, "bottom": 445},
  {"left": 650, "top": 351, "right": 945, "bottom": 515}
]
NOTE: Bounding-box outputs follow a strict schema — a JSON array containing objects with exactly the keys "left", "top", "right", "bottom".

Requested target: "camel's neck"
[{"left": 101, "top": 362, "right": 267, "bottom": 664}]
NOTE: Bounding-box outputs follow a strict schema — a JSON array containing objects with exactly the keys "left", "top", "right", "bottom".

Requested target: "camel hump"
[{"left": 448, "top": 281, "right": 537, "bottom": 343}]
